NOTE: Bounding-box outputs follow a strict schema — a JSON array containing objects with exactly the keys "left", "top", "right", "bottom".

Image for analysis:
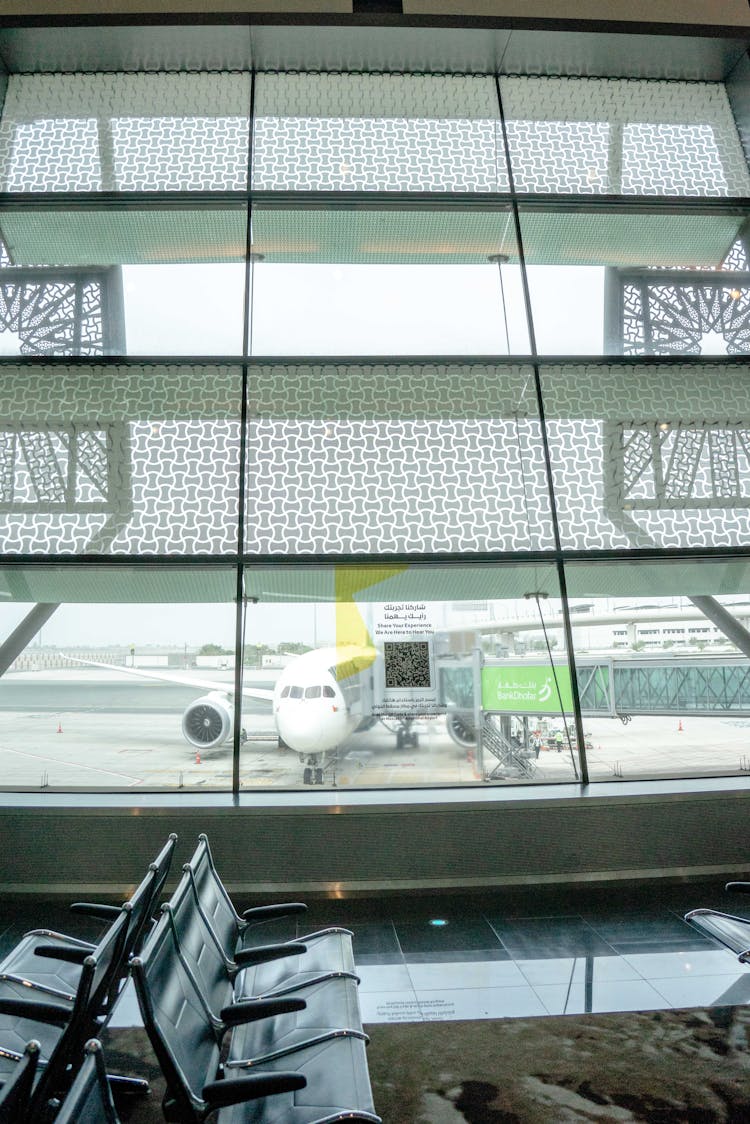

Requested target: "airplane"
[
  {"left": 66, "top": 641, "right": 398, "bottom": 785},
  {"left": 56, "top": 592, "right": 750, "bottom": 783}
]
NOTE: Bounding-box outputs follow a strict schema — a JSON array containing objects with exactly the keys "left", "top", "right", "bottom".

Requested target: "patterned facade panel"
[
  {"left": 0, "top": 267, "right": 118, "bottom": 356},
  {"left": 0, "top": 73, "right": 251, "bottom": 191},
  {"left": 244, "top": 363, "right": 554, "bottom": 554},
  {"left": 252, "top": 72, "right": 507, "bottom": 191},
  {"left": 500, "top": 77, "right": 750, "bottom": 196},
  {"left": 613, "top": 237, "right": 750, "bottom": 356},
  {"left": 0, "top": 364, "right": 241, "bottom": 554},
  {"left": 540, "top": 362, "right": 750, "bottom": 549}
]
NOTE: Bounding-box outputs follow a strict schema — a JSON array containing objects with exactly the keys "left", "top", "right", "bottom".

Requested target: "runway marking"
[{"left": 0, "top": 745, "right": 143, "bottom": 784}]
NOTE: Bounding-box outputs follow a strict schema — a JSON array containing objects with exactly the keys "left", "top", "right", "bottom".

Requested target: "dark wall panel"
[{"left": 1, "top": 790, "right": 748, "bottom": 896}]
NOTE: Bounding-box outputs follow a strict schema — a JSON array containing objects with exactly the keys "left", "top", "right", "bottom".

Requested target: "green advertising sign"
[{"left": 481, "top": 664, "right": 574, "bottom": 715}]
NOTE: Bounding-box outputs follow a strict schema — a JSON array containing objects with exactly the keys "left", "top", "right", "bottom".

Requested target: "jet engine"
[
  {"left": 181, "top": 692, "right": 233, "bottom": 749},
  {"left": 446, "top": 711, "right": 477, "bottom": 749}
]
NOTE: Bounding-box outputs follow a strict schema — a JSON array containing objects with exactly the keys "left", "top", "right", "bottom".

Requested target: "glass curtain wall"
[{"left": 0, "top": 65, "right": 749, "bottom": 790}]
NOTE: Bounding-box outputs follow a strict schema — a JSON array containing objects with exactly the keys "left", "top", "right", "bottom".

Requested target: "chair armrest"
[
  {"left": 0, "top": 997, "right": 71, "bottom": 1026},
  {"left": 725, "top": 882, "right": 750, "bottom": 893},
  {"left": 220, "top": 997, "right": 306, "bottom": 1026},
  {"left": 69, "top": 902, "right": 121, "bottom": 920},
  {"left": 22, "top": 929, "right": 93, "bottom": 950},
  {"left": 234, "top": 942, "right": 307, "bottom": 967},
  {"left": 241, "top": 903, "right": 308, "bottom": 922},
  {"left": 34, "top": 944, "right": 89, "bottom": 964},
  {"left": 203, "top": 1073, "right": 306, "bottom": 1107}
]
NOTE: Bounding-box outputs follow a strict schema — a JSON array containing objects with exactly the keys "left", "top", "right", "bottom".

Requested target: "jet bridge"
[{"left": 437, "top": 652, "right": 750, "bottom": 780}]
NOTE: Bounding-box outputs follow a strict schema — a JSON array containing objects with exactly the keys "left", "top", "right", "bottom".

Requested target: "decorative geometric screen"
[
  {"left": 253, "top": 73, "right": 507, "bottom": 191},
  {"left": 500, "top": 77, "right": 750, "bottom": 196},
  {"left": 540, "top": 362, "right": 750, "bottom": 550},
  {"left": 618, "top": 277, "right": 750, "bottom": 355},
  {"left": 0, "top": 73, "right": 251, "bottom": 191},
  {"left": 0, "top": 424, "right": 120, "bottom": 512},
  {"left": 607, "top": 421, "right": 750, "bottom": 510},
  {"left": 608, "top": 239, "right": 750, "bottom": 356},
  {"left": 0, "top": 265, "right": 123, "bottom": 355},
  {"left": 244, "top": 363, "right": 553, "bottom": 554},
  {"left": 0, "top": 364, "right": 241, "bottom": 554}
]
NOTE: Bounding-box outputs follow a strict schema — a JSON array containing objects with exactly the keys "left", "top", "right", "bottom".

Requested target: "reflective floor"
[{"left": 2, "top": 880, "right": 749, "bottom": 1025}]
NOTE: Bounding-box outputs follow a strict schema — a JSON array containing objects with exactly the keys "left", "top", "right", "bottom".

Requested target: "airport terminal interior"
[{"left": 2, "top": 3, "right": 750, "bottom": 1118}]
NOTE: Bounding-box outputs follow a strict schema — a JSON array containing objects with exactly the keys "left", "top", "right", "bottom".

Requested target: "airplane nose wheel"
[
  {"left": 394, "top": 720, "right": 419, "bottom": 751},
  {"left": 302, "top": 758, "right": 326, "bottom": 785}
]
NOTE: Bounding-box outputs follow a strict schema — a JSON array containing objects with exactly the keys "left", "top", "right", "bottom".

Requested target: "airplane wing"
[{"left": 64, "top": 655, "right": 276, "bottom": 702}]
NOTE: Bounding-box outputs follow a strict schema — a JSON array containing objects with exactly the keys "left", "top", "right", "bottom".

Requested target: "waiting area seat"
[
  {"left": 131, "top": 904, "right": 380, "bottom": 1123},
  {"left": 0, "top": 908, "right": 129, "bottom": 1123},
  {"left": 185, "top": 834, "right": 357, "bottom": 992},
  {"left": 53, "top": 1039, "right": 121, "bottom": 1124},
  {"left": 0, "top": 833, "right": 177, "bottom": 1015},
  {"left": 162, "top": 868, "right": 365, "bottom": 1064},
  {"left": 0, "top": 832, "right": 379, "bottom": 1122},
  {"left": 686, "top": 880, "right": 750, "bottom": 961},
  {"left": 0, "top": 1040, "right": 40, "bottom": 1124}
]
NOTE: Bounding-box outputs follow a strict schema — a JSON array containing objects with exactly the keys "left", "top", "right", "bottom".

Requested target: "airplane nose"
[{"left": 276, "top": 704, "right": 346, "bottom": 753}]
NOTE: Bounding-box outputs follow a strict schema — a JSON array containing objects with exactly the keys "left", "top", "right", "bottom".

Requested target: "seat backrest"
[
  {"left": 184, "top": 834, "right": 240, "bottom": 961},
  {"left": 164, "top": 870, "right": 233, "bottom": 1020},
  {"left": 129, "top": 832, "right": 179, "bottom": 958},
  {"left": 0, "top": 1040, "right": 40, "bottom": 1124},
  {"left": 29, "top": 908, "right": 130, "bottom": 1121},
  {"left": 93, "top": 833, "right": 179, "bottom": 1016},
  {"left": 130, "top": 908, "right": 221, "bottom": 1124},
  {"left": 53, "top": 1040, "right": 119, "bottom": 1124}
]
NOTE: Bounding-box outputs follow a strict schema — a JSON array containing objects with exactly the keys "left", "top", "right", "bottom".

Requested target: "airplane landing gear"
[
  {"left": 301, "top": 755, "right": 330, "bottom": 785},
  {"left": 394, "top": 719, "right": 419, "bottom": 751}
]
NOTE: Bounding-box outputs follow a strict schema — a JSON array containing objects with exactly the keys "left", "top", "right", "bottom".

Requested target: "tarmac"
[{"left": 0, "top": 668, "right": 749, "bottom": 790}]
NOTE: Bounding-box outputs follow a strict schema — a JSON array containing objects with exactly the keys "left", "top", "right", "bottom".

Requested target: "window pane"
[
  {"left": 0, "top": 73, "right": 250, "bottom": 192},
  {"left": 253, "top": 73, "right": 507, "bottom": 192},
  {"left": 249, "top": 203, "right": 528, "bottom": 355},
  {"left": 0, "top": 204, "right": 247, "bottom": 354},
  {"left": 240, "top": 562, "right": 582, "bottom": 789},
  {"left": 501, "top": 76, "right": 750, "bottom": 196},
  {"left": 565, "top": 557, "right": 750, "bottom": 782},
  {"left": 0, "top": 565, "right": 236, "bottom": 791},
  {"left": 244, "top": 362, "right": 552, "bottom": 554},
  {"left": 0, "top": 363, "right": 241, "bottom": 555},
  {"left": 518, "top": 203, "right": 750, "bottom": 356},
  {"left": 540, "top": 360, "right": 750, "bottom": 551}
]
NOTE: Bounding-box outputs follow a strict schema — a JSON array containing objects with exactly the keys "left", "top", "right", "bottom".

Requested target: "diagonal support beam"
[
  {"left": 0, "top": 603, "right": 60, "bottom": 676},
  {"left": 689, "top": 595, "right": 750, "bottom": 661}
]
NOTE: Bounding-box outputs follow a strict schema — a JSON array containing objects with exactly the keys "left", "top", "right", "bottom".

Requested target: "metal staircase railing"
[{"left": 481, "top": 716, "right": 537, "bottom": 780}]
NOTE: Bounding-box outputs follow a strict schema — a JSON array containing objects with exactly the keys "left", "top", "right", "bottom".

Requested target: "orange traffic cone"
[
  {"left": 195, "top": 751, "right": 201, "bottom": 764},
  {"left": 678, "top": 719, "right": 683, "bottom": 732},
  {"left": 57, "top": 721, "right": 63, "bottom": 734}
]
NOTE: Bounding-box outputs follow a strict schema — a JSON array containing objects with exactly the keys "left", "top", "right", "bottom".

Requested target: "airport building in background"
[{"left": 1, "top": 1, "right": 750, "bottom": 896}]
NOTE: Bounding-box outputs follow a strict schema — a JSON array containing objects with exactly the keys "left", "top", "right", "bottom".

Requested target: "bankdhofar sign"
[{"left": 481, "top": 664, "right": 573, "bottom": 716}]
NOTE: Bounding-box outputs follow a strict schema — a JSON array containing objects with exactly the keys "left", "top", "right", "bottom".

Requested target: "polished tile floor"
[{"left": 2, "top": 880, "right": 750, "bottom": 1025}]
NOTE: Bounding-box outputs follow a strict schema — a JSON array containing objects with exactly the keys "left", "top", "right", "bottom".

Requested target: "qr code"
[{"left": 384, "top": 641, "right": 432, "bottom": 689}]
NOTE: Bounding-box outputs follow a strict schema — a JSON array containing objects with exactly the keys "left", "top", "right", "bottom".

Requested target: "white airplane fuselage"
[{"left": 271, "top": 645, "right": 372, "bottom": 756}]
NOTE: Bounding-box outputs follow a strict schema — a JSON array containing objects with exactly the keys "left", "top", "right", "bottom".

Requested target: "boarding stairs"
[{"left": 482, "top": 716, "right": 537, "bottom": 780}]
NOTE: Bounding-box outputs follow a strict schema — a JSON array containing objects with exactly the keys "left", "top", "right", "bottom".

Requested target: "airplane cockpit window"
[
  {"left": 305, "top": 685, "right": 322, "bottom": 698},
  {"left": 289, "top": 686, "right": 303, "bottom": 698},
  {"left": 280, "top": 685, "right": 290, "bottom": 698},
  {"left": 322, "top": 685, "right": 336, "bottom": 698}
]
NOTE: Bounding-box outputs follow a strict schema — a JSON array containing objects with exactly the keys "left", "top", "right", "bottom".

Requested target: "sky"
[{"left": 120, "top": 262, "right": 609, "bottom": 357}]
